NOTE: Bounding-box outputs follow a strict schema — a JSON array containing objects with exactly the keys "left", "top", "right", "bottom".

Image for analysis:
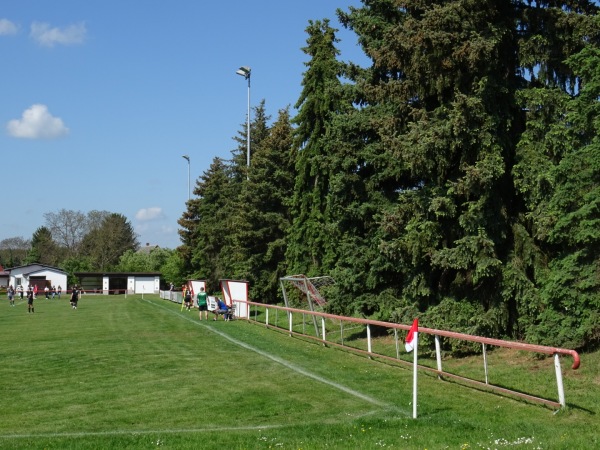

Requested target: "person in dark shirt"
[
  {"left": 70, "top": 285, "right": 79, "bottom": 310},
  {"left": 184, "top": 287, "right": 192, "bottom": 311},
  {"left": 27, "top": 287, "right": 34, "bottom": 313},
  {"left": 197, "top": 287, "right": 208, "bottom": 321}
]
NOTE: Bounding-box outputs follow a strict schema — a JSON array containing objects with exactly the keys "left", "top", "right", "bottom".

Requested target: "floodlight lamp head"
[{"left": 236, "top": 66, "right": 251, "bottom": 79}]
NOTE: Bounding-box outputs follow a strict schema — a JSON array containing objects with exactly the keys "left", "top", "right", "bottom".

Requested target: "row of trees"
[
  {"left": 179, "top": 0, "right": 599, "bottom": 351},
  {"left": 0, "top": 209, "right": 186, "bottom": 288}
]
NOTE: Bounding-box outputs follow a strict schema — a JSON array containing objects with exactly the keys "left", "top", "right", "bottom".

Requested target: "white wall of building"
[
  {"left": 8, "top": 265, "right": 67, "bottom": 290},
  {"left": 133, "top": 276, "right": 159, "bottom": 294}
]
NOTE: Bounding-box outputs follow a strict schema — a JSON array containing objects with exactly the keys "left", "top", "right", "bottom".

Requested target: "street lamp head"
[
  {"left": 236, "top": 66, "right": 251, "bottom": 79},
  {"left": 182, "top": 155, "right": 190, "bottom": 162}
]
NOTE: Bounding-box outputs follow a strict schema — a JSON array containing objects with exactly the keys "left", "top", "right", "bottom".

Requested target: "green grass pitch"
[{"left": 0, "top": 294, "right": 598, "bottom": 449}]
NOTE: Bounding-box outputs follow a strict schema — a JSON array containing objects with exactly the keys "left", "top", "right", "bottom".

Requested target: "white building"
[
  {"left": 7, "top": 264, "right": 68, "bottom": 291},
  {"left": 74, "top": 272, "right": 161, "bottom": 294}
]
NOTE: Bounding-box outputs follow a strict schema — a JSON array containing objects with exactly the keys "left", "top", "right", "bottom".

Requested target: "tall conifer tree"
[
  {"left": 234, "top": 108, "right": 295, "bottom": 302},
  {"left": 184, "top": 157, "right": 232, "bottom": 291},
  {"left": 287, "top": 19, "right": 347, "bottom": 277},
  {"left": 336, "top": 0, "right": 598, "bottom": 340}
]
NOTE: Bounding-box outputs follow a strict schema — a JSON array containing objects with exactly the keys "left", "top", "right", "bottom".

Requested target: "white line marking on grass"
[
  {"left": 0, "top": 424, "right": 286, "bottom": 440},
  {"left": 147, "top": 299, "right": 404, "bottom": 412}
]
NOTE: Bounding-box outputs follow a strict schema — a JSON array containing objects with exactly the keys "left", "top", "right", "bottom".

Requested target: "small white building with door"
[
  {"left": 74, "top": 272, "right": 161, "bottom": 294},
  {"left": 7, "top": 264, "right": 68, "bottom": 291}
]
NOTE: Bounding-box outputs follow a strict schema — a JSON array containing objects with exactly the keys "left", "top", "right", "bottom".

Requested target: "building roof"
[
  {"left": 137, "top": 243, "right": 160, "bottom": 255},
  {"left": 5, "top": 264, "right": 67, "bottom": 275},
  {"left": 74, "top": 272, "right": 162, "bottom": 277}
]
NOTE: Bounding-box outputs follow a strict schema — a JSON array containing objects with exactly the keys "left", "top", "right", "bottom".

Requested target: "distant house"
[
  {"left": 6, "top": 264, "right": 68, "bottom": 291},
  {"left": 138, "top": 243, "right": 160, "bottom": 255},
  {"left": 0, "top": 265, "right": 9, "bottom": 288}
]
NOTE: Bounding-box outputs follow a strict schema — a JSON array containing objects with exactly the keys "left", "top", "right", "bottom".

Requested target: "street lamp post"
[
  {"left": 182, "top": 154, "right": 190, "bottom": 201},
  {"left": 236, "top": 66, "right": 251, "bottom": 178}
]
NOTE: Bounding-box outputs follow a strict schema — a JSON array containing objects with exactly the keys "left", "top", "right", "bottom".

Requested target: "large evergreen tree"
[
  {"left": 27, "top": 226, "right": 59, "bottom": 266},
  {"left": 217, "top": 101, "right": 273, "bottom": 283},
  {"left": 530, "top": 43, "right": 600, "bottom": 348},
  {"left": 174, "top": 1, "right": 599, "bottom": 350},
  {"left": 80, "top": 213, "right": 139, "bottom": 271},
  {"left": 183, "top": 157, "right": 232, "bottom": 292},
  {"left": 287, "top": 19, "right": 347, "bottom": 277},
  {"left": 180, "top": 102, "right": 272, "bottom": 293},
  {"left": 334, "top": 0, "right": 598, "bottom": 344},
  {"left": 234, "top": 107, "right": 295, "bottom": 302}
]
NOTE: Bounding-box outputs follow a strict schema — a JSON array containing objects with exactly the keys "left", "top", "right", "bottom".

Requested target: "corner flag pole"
[
  {"left": 405, "top": 318, "right": 419, "bottom": 419},
  {"left": 412, "top": 329, "right": 418, "bottom": 419}
]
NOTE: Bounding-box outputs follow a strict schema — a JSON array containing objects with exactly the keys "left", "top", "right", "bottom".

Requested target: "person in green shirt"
[{"left": 197, "top": 287, "right": 208, "bottom": 321}]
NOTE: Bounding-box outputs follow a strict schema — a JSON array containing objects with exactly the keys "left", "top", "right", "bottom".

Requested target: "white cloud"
[
  {"left": 136, "top": 207, "right": 165, "bottom": 221},
  {"left": 0, "top": 18, "right": 18, "bottom": 35},
  {"left": 30, "top": 21, "right": 86, "bottom": 47},
  {"left": 6, "top": 104, "right": 69, "bottom": 139}
]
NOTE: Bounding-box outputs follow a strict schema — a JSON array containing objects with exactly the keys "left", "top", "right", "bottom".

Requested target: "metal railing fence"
[{"left": 241, "top": 300, "right": 579, "bottom": 409}]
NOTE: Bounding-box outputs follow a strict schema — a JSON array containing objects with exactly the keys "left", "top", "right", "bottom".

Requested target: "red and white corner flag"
[
  {"left": 405, "top": 318, "right": 419, "bottom": 419},
  {"left": 405, "top": 318, "right": 418, "bottom": 352}
]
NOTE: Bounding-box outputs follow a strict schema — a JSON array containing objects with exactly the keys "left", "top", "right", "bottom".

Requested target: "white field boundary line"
[
  {"left": 147, "top": 298, "right": 403, "bottom": 412},
  {"left": 0, "top": 411, "right": 386, "bottom": 440},
  {"left": 0, "top": 424, "right": 285, "bottom": 440}
]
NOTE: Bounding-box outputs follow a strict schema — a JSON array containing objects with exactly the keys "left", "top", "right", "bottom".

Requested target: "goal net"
[{"left": 279, "top": 274, "right": 335, "bottom": 309}]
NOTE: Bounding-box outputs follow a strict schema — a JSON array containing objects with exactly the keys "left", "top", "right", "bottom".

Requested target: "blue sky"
[{"left": 1, "top": 0, "right": 366, "bottom": 249}]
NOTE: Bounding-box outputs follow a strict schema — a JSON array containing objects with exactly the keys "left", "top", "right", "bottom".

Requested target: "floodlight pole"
[
  {"left": 236, "top": 66, "right": 251, "bottom": 179},
  {"left": 182, "top": 155, "right": 190, "bottom": 201}
]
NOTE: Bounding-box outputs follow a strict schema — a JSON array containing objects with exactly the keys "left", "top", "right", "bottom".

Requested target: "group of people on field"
[
  {"left": 6, "top": 284, "right": 79, "bottom": 312},
  {"left": 43, "top": 285, "right": 63, "bottom": 300},
  {"left": 181, "top": 285, "right": 233, "bottom": 321},
  {"left": 6, "top": 284, "right": 40, "bottom": 312}
]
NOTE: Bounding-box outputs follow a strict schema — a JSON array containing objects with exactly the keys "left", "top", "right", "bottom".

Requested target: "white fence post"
[
  {"left": 435, "top": 335, "right": 443, "bottom": 378},
  {"left": 483, "top": 343, "right": 489, "bottom": 385},
  {"left": 554, "top": 353, "right": 566, "bottom": 407},
  {"left": 241, "top": 300, "right": 579, "bottom": 409}
]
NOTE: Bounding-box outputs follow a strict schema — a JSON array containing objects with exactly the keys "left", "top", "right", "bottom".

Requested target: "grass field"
[{"left": 0, "top": 294, "right": 598, "bottom": 449}]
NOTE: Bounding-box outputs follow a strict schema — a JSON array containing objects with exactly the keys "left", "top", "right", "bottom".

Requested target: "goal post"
[{"left": 280, "top": 274, "right": 335, "bottom": 337}]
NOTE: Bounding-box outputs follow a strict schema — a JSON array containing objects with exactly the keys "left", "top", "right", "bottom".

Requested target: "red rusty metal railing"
[{"left": 237, "top": 300, "right": 580, "bottom": 409}]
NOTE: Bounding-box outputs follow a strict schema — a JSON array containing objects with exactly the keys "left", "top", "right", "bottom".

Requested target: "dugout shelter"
[{"left": 74, "top": 271, "right": 161, "bottom": 294}]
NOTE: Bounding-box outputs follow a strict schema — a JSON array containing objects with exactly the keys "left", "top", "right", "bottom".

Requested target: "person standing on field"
[
  {"left": 184, "top": 286, "right": 192, "bottom": 311},
  {"left": 7, "top": 285, "right": 15, "bottom": 306},
  {"left": 27, "top": 286, "right": 34, "bottom": 313},
  {"left": 197, "top": 287, "right": 208, "bottom": 321},
  {"left": 70, "top": 285, "right": 79, "bottom": 310}
]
